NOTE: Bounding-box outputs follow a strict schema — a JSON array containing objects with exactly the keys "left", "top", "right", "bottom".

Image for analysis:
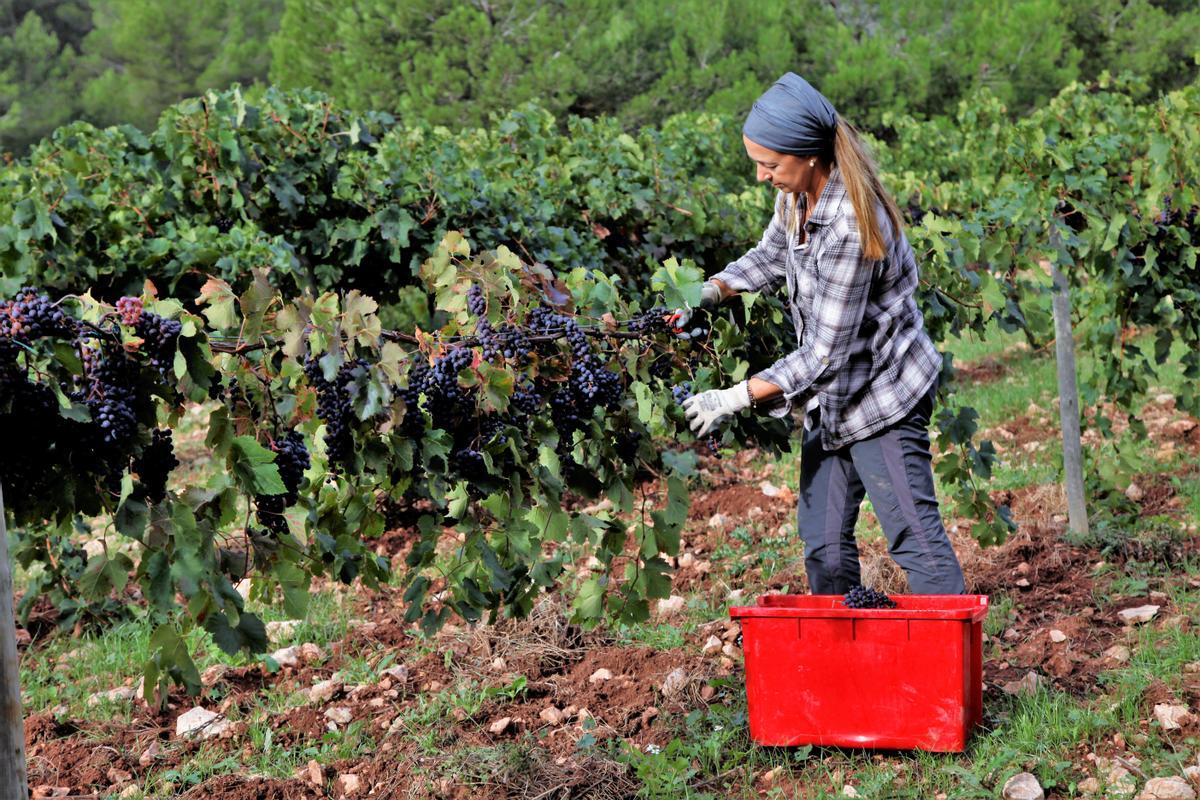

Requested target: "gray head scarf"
[{"left": 742, "top": 73, "right": 838, "bottom": 156}]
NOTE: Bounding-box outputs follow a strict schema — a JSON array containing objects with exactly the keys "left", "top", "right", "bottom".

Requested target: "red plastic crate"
[{"left": 729, "top": 594, "right": 989, "bottom": 752}]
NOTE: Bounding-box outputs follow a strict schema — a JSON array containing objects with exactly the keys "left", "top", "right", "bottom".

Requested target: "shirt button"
[{"left": 821, "top": 357, "right": 830, "bottom": 365}]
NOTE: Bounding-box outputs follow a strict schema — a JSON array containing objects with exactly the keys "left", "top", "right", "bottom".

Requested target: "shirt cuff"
[
  {"left": 708, "top": 267, "right": 757, "bottom": 293},
  {"left": 753, "top": 355, "right": 832, "bottom": 419}
]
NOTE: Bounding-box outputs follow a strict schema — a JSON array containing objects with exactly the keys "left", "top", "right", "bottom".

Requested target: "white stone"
[
  {"left": 1125, "top": 482, "right": 1146, "bottom": 502},
  {"left": 1136, "top": 777, "right": 1196, "bottom": 800},
  {"left": 271, "top": 646, "right": 300, "bottom": 668},
  {"left": 707, "top": 513, "right": 730, "bottom": 529},
  {"left": 539, "top": 707, "right": 564, "bottom": 726},
  {"left": 1119, "top": 605, "right": 1161, "bottom": 624},
  {"left": 759, "top": 766, "right": 783, "bottom": 785},
  {"left": 1104, "top": 645, "right": 1132, "bottom": 663},
  {"left": 657, "top": 595, "right": 686, "bottom": 615},
  {"left": 1001, "top": 672, "right": 1047, "bottom": 697},
  {"left": 380, "top": 665, "right": 409, "bottom": 682},
  {"left": 677, "top": 552, "right": 696, "bottom": 569},
  {"left": 324, "top": 707, "right": 352, "bottom": 725},
  {"left": 660, "top": 667, "right": 688, "bottom": 698},
  {"left": 175, "top": 707, "right": 231, "bottom": 739},
  {"left": 336, "top": 773, "right": 362, "bottom": 796},
  {"left": 200, "top": 665, "right": 228, "bottom": 687},
  {"left": 87, "top": 686, "right": 137, "bottom": 707},
  {"left": 588, "top": 668, "right": 613, "bottom": 684},
  {"left": 1107, "top": 766, "right": 1138, "bottom": 797},
  {"left": 488, "top": 717, "right": 512, "bottom": 735},
  {"left": 1049, "top": 629, "right": 1067, "bottom": 643},
  {"left": 760, "top": 481, "right": 781, "bottom": 497},
  {"left": 299, "top": 643, "right": 325, "bottom": 664},
  {"left": 1153, "top": 703, "right": 1192, "bottom": 731},
  {"left": 702, "top": 636, "right": 723, "bottom": 655},
  {"left": 842, "top": 787, "right": 860, "bottom": 798},
  {"left": 265, "top": 620, "right": 300, "bottom": 641},
  {"left": 1184, "top": 765, "right": 1200, "bottom": 783},
  {"left": 309, "top": 679, "right": 343, "bottom": 703},
  {"left": 1002, "top": 772, "right": 1045, "bottom": 800}
]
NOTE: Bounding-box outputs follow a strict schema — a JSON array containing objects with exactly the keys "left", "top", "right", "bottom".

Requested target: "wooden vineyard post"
[
  {"left": 0, "top": 480, "right": 28, "bottom": 798},
  {"left": 1050, "top": 263, "right": 1089, "bottom": 535}
]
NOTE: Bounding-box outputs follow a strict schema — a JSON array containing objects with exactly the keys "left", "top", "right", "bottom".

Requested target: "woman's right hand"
[{"left": 669, "top": 281, "right": 724, "bottom": 338}]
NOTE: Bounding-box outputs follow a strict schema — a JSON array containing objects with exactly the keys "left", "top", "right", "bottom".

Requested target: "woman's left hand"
[{"left": 682, "top": 382, "right": 751, "bottom": 437}]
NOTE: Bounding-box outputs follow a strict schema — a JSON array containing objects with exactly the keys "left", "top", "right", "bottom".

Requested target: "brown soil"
[
  {"left": 952, "top": 342, "right": 1036, "bottom": 385},
  {"left": 180, "top": 775, "right": 320, "bottom": 799}
]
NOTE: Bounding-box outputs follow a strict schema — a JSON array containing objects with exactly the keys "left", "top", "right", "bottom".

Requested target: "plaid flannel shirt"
[{"left": 710, "top": 168, "right": 941, "bottom": 450}]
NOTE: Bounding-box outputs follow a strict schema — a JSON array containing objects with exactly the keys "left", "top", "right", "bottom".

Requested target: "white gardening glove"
[
  {"left": 668, "top": 281, "right": 722, "bottom": 339},
  {"left": 682, "top": 381, "right": 751, "bottom": 437}
]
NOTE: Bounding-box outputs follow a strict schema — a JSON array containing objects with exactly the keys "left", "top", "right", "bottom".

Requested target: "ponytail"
[{"left": 833, "top": 118, "right": 903, "bottom": 261}]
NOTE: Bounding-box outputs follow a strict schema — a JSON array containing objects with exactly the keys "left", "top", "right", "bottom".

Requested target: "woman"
[{"left": 677, "top": 73, "right": 964, "bottom": 595}]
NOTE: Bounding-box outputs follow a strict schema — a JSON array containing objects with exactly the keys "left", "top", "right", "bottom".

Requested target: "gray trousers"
[{"left": 797, "top": 384, "right": 965, "bottom": 594}]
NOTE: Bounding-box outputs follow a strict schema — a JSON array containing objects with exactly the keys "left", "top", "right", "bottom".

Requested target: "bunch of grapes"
[
  {"left": 80, "top": 343, "right": 140, "bottom": 448},
  {"left": 0, "top": 346, "right": 19, "bottom": 391},
  {"left": 256, "top": 430, "right": 311, "bottom": 533},
  {"left": 116, "top": 296, "right": 144, "bottom": 327},
  {"left": 132, "top": 308, "right": 182, "bottom": 374},
  {"left": 450, "top": 447, "right": 487, "bottom": 478},
  {"left": 272, "top": 430, "right": 311, "bottom": 503},
  {"left": 133, "top": 428, "right": 178, "bottom": 504},
  {"left": 401, "top": 359, "right": 432, "bottom": 435},
  {"left": 0, "top": 374, "right": 62, "bottom": 506},
  {"left": 841, "top": 585, "right": 898, "bottom": 609},
  {"left": 426, "top": 348, "right": 475, "bottom": 426},
  {"left": 671, "top": 382, "right": 693, "bottom": 404},
  {"left": 215, "top": 216, "right": 236, "bottom": 234},
  {"left": 0, "top": 287, "right": 72, "bottom": 343},
  {"left": 467, "top": 285, "right": 487, "bottom": 317},
  {"left": 570, "top": 354, "right": 622, "bottom": 411},
  {"left": 478, "top": 320, "right": 533, "bottom": 366},
  {"left": 303, "top": 357, "right": 367, "bottom": 468},
  {"left": 511, "top": 379, "right": 544, "bottom": 416},
  {"left": 614, "top": 427, "right": 642, "bottom": 462},
  {"left": 549, "top": 390, "right": 583, "bottom": 440},
  {"left": 626, "top": 305, "right": 671, "bottom": 334},
  {"left": 526, "top": 305, "right": 567, "bottom": 356},
  {"left": 208, "top": 375, "right": 236, "bottom": 402},
  {"left": 649, "top": 354, "right": 674, "bottom": 379}
]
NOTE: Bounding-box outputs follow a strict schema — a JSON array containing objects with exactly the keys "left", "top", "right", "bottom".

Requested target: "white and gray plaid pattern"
[{"left": 710, "top": 168, "right": 941, "bottom": 450}]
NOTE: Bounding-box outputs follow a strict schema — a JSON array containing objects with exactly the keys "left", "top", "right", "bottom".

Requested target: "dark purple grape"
[
  {"left": 133, "top": 428, "right": 178, "bottom": 503},
  {"left": 841, "top": 586, "right": 897, "bottom": 609}
]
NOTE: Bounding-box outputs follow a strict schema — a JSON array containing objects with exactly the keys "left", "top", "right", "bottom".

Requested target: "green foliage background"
[{"left": 4, "top": 0, "right": 1199, "bottom": 154}]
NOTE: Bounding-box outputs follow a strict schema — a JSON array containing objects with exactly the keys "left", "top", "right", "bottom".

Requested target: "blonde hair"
[{"left": 833, "top": 118, "right": 903, "bottom": 261}]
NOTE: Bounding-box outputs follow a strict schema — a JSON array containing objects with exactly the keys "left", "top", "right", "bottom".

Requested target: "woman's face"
[{"left": 743, "top": 135, "right": 814, "bottom": 195}]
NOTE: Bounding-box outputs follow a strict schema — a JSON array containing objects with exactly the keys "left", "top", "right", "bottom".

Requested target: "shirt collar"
[{"left": 801, "top": 166, "right": 846, "bottom": 228}]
